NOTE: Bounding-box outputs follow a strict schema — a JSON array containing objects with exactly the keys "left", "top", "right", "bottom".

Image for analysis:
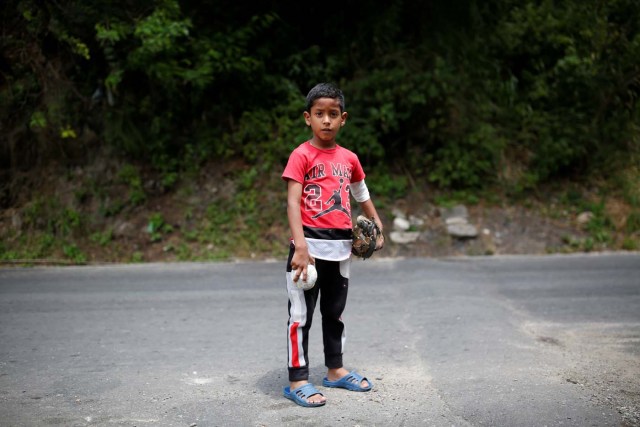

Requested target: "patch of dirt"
[{"left": 376, "top": 191, "right": 595, "bottom": 259}]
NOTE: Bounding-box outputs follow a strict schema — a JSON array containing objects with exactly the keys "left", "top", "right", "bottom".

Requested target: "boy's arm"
[
  {"left": 359, "top": 198, "right": 385, "bottom": 250},
  {"left": 287, "top": 179, "right": 314, "bottom": 280}
]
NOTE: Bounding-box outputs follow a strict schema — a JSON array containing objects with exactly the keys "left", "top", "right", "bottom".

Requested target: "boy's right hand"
[{"left": 291, "top": 246, "right": 315, "bottom": 283}]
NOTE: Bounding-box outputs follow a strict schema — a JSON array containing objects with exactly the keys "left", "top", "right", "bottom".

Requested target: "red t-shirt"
[
  {"left": 283, "top": 141, "right": 365, "bottom": 230},
  {"left": 282, "top": 141, "right": 365, "bottom": 260}
]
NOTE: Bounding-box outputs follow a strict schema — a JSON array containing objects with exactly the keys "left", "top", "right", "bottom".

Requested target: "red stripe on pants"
[{"left": 290, "top": 322, "right": 300, "bottom": 368}]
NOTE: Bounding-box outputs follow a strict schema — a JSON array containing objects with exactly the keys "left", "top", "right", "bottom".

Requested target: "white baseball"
[{"left": 291, "top": 264, "right": 317, "bottom": 290}]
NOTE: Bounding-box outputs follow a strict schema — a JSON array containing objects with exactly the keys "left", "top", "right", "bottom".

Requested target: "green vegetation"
[
  {"left": 0, "top": 0, "right": 639, "bottom": 263},
  {"left": 146, "top": 213, "right": 172, "bottom": 242},
  {"left": 118, "top": 165, "right": 147, "bottom": 206},
  {"left": 3, "top": 0, "right": 639, "bottom": 188}
]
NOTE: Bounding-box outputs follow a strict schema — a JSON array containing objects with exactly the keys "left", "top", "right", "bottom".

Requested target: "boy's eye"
[{"left": 312, "top": 110, "right": 340, "bottom": 119}]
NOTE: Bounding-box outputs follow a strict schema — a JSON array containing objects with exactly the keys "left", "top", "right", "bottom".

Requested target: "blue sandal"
[
  {"left": 322, "top": 371, "right": 373, "bottom": 392},
  {"left": 283, "top": 383, "right": 326, "bottom": 407}
]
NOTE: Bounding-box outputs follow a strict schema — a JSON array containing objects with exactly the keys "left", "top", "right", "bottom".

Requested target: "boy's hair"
[{"left": 305, "top": 83, "right": 345, "bottom": 113}]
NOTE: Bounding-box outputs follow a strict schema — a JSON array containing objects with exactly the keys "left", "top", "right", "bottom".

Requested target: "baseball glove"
[{"left": 352, "top": 215, "right": 382, "bottom": 259}]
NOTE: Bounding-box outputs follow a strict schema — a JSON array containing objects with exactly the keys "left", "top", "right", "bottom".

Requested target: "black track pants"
[{"left": 286, "top": 245, "right": 351, "bottom": 382}]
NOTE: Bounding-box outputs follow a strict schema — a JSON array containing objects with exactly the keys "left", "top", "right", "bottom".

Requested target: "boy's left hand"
[
  {"left": 352, "top": 216, "right": 384, "bottom": 259},
  {"left": 375, "top": 232, "right": 385, "bottom": 251}
]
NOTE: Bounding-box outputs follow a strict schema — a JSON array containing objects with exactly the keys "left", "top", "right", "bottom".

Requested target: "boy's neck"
[{"left": 310, "top": 138, "right": 336, "bottom": 150}]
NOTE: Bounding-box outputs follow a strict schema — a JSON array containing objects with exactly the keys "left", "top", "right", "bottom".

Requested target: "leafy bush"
[{"left": 2, "top": 0, "right": 639, "bottom": 197}]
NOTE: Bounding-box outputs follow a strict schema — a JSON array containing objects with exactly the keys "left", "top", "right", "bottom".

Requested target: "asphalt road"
[{"left": 0, "top": 253, "right": 639, "bottom": 427}]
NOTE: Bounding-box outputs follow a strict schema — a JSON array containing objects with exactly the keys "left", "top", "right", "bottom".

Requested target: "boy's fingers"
[
  {"left": 291, "top": 265, "right": 302, "bottom": 282},
  {"left": 291, "top": 253, "right": 314, "bottom": 282},
  {"left": 291, "top": 264, "right": 312, "bottom": 282}
]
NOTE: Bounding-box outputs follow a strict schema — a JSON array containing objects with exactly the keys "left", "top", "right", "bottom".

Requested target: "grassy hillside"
[{"left": 1, "top": 156, "right": 638, "bottom": 265}]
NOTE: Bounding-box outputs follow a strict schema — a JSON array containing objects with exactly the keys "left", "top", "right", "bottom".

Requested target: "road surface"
[{"left": 1, "top": 253, "right": 639, "bottom": 426}]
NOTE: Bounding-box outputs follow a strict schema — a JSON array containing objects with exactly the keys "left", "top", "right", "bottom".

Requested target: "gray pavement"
[{"left": 0, "top": 253, "right": 639, "bottom": 426}]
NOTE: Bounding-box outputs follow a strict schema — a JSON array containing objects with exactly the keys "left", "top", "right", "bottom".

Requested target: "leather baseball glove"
[{"left": 352, "top": 215, "right": 382, "bottom": 259}]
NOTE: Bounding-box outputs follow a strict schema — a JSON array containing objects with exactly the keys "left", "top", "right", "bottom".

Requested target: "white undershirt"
[{"left": 350, "top": 180, "right": 370, "bottom": 203}]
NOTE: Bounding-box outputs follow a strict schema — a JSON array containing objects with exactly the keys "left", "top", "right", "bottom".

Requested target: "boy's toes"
[{"left": 308, "top": 394, "right": 326, "bottom": 404}]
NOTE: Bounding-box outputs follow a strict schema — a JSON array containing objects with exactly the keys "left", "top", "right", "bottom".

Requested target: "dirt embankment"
[{"left": 0, "top": 160, "right": 638, "bottom": 264}]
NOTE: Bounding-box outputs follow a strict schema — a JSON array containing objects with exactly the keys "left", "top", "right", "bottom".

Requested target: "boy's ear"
[
  {"left": 303, "top": 111, "right": 311, "bottom": 126},
  {"left": 341, "top": 111, "right": 348, "bottom": 125}
]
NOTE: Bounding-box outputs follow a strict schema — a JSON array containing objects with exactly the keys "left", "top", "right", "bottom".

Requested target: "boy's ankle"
[
  {"left": 290, "top": 379, "right": 308, "bottom": 389},
  {"left": 326, "top": 367, "right": 348, "bottom": 380}
]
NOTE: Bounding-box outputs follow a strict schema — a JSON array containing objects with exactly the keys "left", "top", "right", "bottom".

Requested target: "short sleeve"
[
  {"left": 282, "top": 147, "right": 307, "bottom": 184},
  {"left": 351, "top": 154, "right": 366, "bottom": 183}
]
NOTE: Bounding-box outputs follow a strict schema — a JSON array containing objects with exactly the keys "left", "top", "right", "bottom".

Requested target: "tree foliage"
[{"left": 1, "top": 0, "right": 639, "bottom": 205}]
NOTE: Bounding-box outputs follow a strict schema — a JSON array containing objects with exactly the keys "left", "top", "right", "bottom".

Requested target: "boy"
[{"left": 281, "top": 83, "right": 384, "bottom": 407}]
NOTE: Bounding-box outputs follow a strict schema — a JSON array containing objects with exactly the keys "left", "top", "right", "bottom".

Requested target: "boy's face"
[{"left": 304, "top": 97, "right": 348, "bottom": 148}]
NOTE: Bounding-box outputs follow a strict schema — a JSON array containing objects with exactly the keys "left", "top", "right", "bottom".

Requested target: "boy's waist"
[{"left": 303, "top": 226, "right": 353, "bottom": 240}]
